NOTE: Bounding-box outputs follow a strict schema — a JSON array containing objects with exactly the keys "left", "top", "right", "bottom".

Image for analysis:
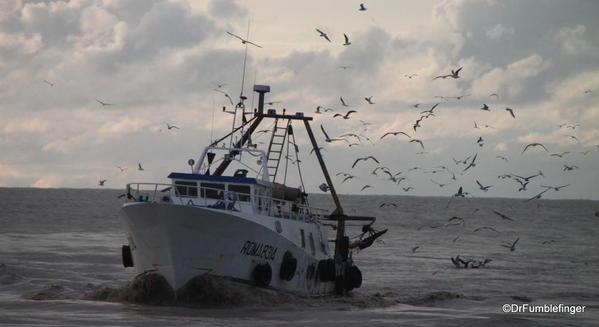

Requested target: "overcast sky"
[{"left": 1, "top": 0, "right": 598, "bottom": 200}]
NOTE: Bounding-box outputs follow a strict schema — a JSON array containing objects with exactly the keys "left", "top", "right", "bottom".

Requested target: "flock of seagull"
[{"left": 210, "top": 2, "right": 598, "bottom": 271}]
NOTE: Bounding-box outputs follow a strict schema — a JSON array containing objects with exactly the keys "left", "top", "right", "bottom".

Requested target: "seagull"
[
  {"left": 404, "top": 74, "right": 417, "bottom": 79},
  {"left": 410, "top": 139, "right": 424, "bottom": 149},
  {"left": 364, "top": 96, "right": 374, "bottom": 104},
  {"left": 411, "top": 246, "right": 419, "bottom": 253},
  {"left": 420, "top": 103, "right": 440, "bottom": 115},
  {"left": 566, "top": 135, "right": 580, "bottom": 143},
  {"left": 98, "top": 179, "right": 107, "bottom": 186},
  {"left": 352, "top": 156, "right": 380, "bottom": 168},
  {"left": 166, "top": 123, "right": 179, "bottom": 130},
  {"left": 116, "top": 166, "right": 127, "bottom": 173},
  {"left": 480, "top": 104, "right": 490, "bottom": 111},
  {"left": 496, "top": 155, "right": 509, "bottom": 162},
  {"left": 540, "top": 184, "right": 570, "bottom": 191},
  {"left": 413, "top": 117, "right": 423, "bottom": 132},
  {"left": 339, "top": 65, "right": 352, "bottom": 70},
  {"left": 96, "top": 99, "right": 115, "bottom": 106},
  {"left": 490, "top": 93, "right": 499, "bottom": 98},
  {"left": 333, "top": 110, "right": 357, "bottom": 119},
  {"left": 138, "top": 163, "right": 144, "bottom": 171},
  {"left": 340, "top": 97, "right": 349, "bottom": 107},
  {"left": 476, "top": 180, "right": 492, "bottom": 192},
  {"left": 522, "top": 143, "right": 548, "bottom": 154},
  {"left": 501, "top": 237, "right": 519, "bottom": 252},
  {"left": 563, "top": 164, "right": 579, "bottom": 171},
  {"left": 359, "top": 3, "right": 367, "bottom": 11},
  {"left": 320, "top": 125, "right": 346, "bottom": 143},
  {"left": 315, "top": 28, "right": 331, "bottom": 42},
  {"left": 380, "top": 131, "right": 411, "bottom": 140},
  {"left": 360, "top": 185, "right": 372, "bottom": 191},
  {"left": 402, "top": 187, "right": 414, "bottom": 192},
  {"left": 343, "top": 33, "right": 351, "bottom": 46},
  {"left": 431, "top": 179, "right": 448, "bottom": 188},
  {"left": 215, "top": 82, "right": 226, "bottom": 88},
  {"left": 342, "top": 175, "right": 357, "bottom": 183},
  {"left": 43, "top": 79, "right": 55, "bottom": 87},
  {"left": 477, "top": 137, "right": 484, "bottom": 147},
  {"left": 412, "top": 103, "right": 421, "bottom": 108},
  {"left": 550, "top": 151, "right": 570, "bottom": 158},
  {"left": 505, "top": 107, "right": 516, "bottom": 118},
  {"left": 492, "top": 210, "right": 514, "bottom": 221},
  {"left": 474, "top": 226, "right": 499, "bottom": 233},
  {"left": 433, "top": 67, "right": 463, "bottom": 79},
  {"left": 379, "top": 202, "right": 398, "bottom": 208},
  {"left": 463, "top": 154, "right": 478, "bottom": 172},
  {"left": 310, "top": 146, "right": 324, "bottom": 155},
  {"left": 213, "top": 89, "right": 235, "bottom": 106},
  {"left": 226, "top": 31, "right": 262, "bottom": 48}
]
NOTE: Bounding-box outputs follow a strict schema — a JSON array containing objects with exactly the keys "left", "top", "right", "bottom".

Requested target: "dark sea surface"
[{"left": 1, "top": 187, "right": 598, "bottom": 326}]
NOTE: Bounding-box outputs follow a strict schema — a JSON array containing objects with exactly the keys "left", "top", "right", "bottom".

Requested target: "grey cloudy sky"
[{"left": 1, "top": 0, "right": 598, "bottom": 200}]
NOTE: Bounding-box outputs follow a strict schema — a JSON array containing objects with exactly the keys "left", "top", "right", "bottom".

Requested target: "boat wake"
[{"left": 81, "top": 273, "right": 397, "bottom": 309}]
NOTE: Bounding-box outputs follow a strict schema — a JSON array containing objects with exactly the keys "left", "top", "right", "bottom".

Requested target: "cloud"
[
  {"left": 486, "top": 24, "right": 514, "bottom": 39},
  {"left": 554, "top": 25, "right": 595, "bottom": 55}
]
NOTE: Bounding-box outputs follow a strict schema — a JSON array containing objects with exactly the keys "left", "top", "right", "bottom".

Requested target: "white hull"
[{"left": 120, "top": 202, "right": 335, "bottom": 295}]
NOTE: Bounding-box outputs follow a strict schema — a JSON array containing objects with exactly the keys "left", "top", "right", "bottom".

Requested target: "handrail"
[{"left": 124, "top": 182, "right": 327, "bottom": 223}]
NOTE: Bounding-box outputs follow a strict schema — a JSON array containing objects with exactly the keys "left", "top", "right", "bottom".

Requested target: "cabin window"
[
  {"left": 174, "top": 181, "right": 197, "bottom": 197},
  {"left": 300, "top": 229, "right": 306, "bottom": 248},
  {"left": 228, "top": 184, "right": 251, "bottom": 202},
  {"left": 309, "top": 232, "right": 316, "bottom": 255},
  {"left": 200, "top": 183, "right": 225, "bottom": 199}
]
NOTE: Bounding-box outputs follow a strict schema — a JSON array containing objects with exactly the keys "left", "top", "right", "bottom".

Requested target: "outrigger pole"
[{"left": 302, "top": 121, "right": 348, "bottom": 259}]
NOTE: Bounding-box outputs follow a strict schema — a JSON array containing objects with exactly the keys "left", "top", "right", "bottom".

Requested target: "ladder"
[{"left": 266, "top": 119, "right": 290, "bottom": 182}]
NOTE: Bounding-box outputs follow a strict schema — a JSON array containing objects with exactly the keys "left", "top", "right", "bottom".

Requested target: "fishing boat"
[{"left": 119, "top": 84, "right": 386, "bottom": 295}]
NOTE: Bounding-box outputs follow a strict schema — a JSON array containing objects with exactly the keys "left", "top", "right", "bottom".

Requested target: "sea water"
[{"left": 1, "top": 188, "right": 598, "bottom": 326}]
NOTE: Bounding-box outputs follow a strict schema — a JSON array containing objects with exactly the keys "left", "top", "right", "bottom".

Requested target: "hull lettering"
[{"left": 240, "top": 240, "right": 278, "bottom": 260}]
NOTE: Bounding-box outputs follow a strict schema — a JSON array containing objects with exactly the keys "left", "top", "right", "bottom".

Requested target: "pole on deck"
[{"left": 302, "top": 120, "right": 347, "bottom": 258}]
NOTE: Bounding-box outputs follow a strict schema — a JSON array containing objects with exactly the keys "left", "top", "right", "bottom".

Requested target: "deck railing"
[{"left": 124, "top": 183, "right": 327, "bottom": 223}]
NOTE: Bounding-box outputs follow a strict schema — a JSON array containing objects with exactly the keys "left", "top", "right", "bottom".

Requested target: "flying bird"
[
  {"left": 420, "top": 103, "right": 439, "bottom": 115},
  {"left": 476, "top": 180, "right": 492, "bottom": 192},
  {"left": 333, "top": 110, "right": 357, "bottom": 119},
  {"left": 43, "top": 79, "right": 55, "bottom": 87},
  {"left": 343, "top": 33, "right": 351, "bottom": 46},
  {"left": 410, "top": 139, "right": 424, "bottom": 149},
  {"left": 379, "top": 202, "right": 398, "bottom": 208},
  {"left": 315, "top": 28, "right": 331, "bottom": 42},
  {"left": 492, "top": 210, "right": 514, "bottom": 221},
  {"left": 98, "top": 179, "right": 107, "bottom": 186},
  {"left": 352, "top": 156, "right": 380, "bottom": 168},
  {"left": 496, "top": 155, "right": 509, "bottom": 162},
  {"left": 433, "top": 67, "right": 463, "bottom": 79},
  {"left": 320, "top": 125, "right": 346, "bottom": 143},
  {"left": 214, "top": 89, "right": 235, "bottom": 106},
  {"left": 505, "top": 107, "right": 516, "bottom": 118},
  {"left": 550, "top": 151, "right": 570, "bottom": 158},
  {"left": 340, "top": 97, "right": 349, "bottom": 107},
  {"left": 480, "top": 104, "right": 490, "bottom": 111},
  {"left": 566, "top": 135, "right": 580, "bottom": 143},
  {"left": 138, "top": 163, "right": 144, "bottom": 171},
  {"left": 359, "top": 3, "right": 367, "bottom": 11},
  {"left": 501, "top": 237, "right": 520, "bottom": 252},
  {"left": 540, "top": 184, "right": 570, "bottom": 191},
  {"left": 404, "top": 74, "right": 417, "bottom": 79},
  {"left": 166, "top": 123, "right": 179, "bottom": 130},
  {"left": 563, "top": 164, "right": 579, "bottom": 171},
  {"left": 96, "top": 99, "right": 115, "bottom": 106},
  {"left": 360, "top": 185, "right": 372, "bottom": 191},
  {"left": 380, "top": 131, "right": 411, "bottom": 140},
  {"left": 364, "top": 96, "right": 374, "bottom": 104},
  {"left": 463, "top": 154, "right": 478, "bottom": 172},
  {"left": 402, "top": 187, "right": 414, "bottom": 192},
  {"left": 116, "top": 166, "right": 127, "bottom": 173},
  {"left": 226, "top": 31, "right": 262, "bottom": 48},
  {"left": 522, "top": 143, "right": 549, "bottom": 154},
  {"left": 474, "top": 226, "right": 499, "bottom": 233}
]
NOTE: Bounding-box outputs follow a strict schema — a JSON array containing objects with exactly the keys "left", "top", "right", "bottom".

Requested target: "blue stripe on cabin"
[{"left": 168, "top": 172, "right": 258, "bottom": 184}]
